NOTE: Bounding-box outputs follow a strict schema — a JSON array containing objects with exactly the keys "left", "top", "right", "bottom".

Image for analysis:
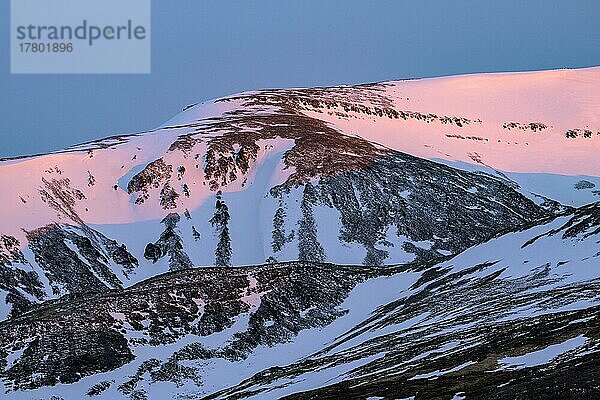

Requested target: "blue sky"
[{"left": 1, "top": 0, "right": 599, "bottom": 158}]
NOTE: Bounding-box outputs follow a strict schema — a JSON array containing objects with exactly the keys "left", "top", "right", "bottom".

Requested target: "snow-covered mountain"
[{"left": 1, "top": 67, "right": 599, "bottom": 399}]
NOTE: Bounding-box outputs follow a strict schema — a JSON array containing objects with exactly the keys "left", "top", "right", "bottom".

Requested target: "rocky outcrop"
[
  {"left": 0, "top": 236, "right": 45, "bottom": 318},
  {"left": 0, "top": 262, "right": 374, "bottom": 394},
  {"left": 143, "top": 213, "right": 193, "bottom": 271},
  {"left": 127, "top": 159, "right": 174, "bottom": 206},
  {"left": 209, "top": 193, "right": 232, "bottom": 267},
  {"left": 271, "top": 150, "right": 550, "bottom": 265},
  {"left": 26, "top": 225, "right": 123, "bottom": 295}
]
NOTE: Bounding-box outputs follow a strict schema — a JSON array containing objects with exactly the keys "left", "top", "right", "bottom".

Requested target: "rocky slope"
[
  {"left": 6, "top": 68, "right": 596, "bottom": 318},
  {"left": 212, "top": 203, "right": 600, "bottom": 400},
  {"left": 1, "top": 203, "right": 599, "bottom": 399},
  {"left": 0, "top": 67, "right": 599, "bottom": 399}
]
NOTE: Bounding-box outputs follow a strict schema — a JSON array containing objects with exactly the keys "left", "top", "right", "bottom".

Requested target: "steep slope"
[
  {"left": 0, "top": 261, "right": 393, "bottom": 398},
  {"left": 0, "top": 203, "right": 598, "bottom": 399},
  {"left": 9, "top": 69, "right": 600, "bottom": 318},
  {"left": 206, "top": 203, "right": 600, "bottom": 400}
]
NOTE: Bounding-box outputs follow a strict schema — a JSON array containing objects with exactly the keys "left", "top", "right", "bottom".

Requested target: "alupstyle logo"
[{"left": 11, "top": 0, "right": 151, "bottom": 74}]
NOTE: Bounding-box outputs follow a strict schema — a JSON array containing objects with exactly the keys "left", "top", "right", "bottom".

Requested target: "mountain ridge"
[{"left": 1, "top": 66, "right": 599, "bottom": 399}]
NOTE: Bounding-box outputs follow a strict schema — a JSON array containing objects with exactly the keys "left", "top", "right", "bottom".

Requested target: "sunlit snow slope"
[{"left": 0, "top": 67, "right": 598, "bottom": 318}]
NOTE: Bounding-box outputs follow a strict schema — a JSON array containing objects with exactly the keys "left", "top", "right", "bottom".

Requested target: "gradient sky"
[{"left": 1, "top": 0, "right": 599, "bottom": 158}]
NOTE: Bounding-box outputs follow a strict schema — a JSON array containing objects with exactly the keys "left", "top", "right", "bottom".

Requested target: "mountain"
[{"left": 0, "top": 67, "right": 599, "bottom": 399}]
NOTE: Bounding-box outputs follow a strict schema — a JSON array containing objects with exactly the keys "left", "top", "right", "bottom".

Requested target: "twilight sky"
[{"left": 1, "top": 0, "right": 599, "bottom": 158}]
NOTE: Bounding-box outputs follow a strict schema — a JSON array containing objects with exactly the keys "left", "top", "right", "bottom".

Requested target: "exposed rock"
[
  {"left": 210, "top": 194, "right": 232, "bottom": 267},
  {"left": 127, "top": 159, "right": 173, "bottom": 205},
  {"left": 143, "top": 213, "right": 193, "bottom": 271}
]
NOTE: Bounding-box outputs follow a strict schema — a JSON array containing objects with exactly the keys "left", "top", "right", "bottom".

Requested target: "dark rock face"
[
  {"left": 0, "top": 224, "right": 139, "bottom": 318},
  {"left": 128, "top": 159, "right": 174, "bottom": 206},
  {"left": 26, "top": 224, "right": 122, "bottom": 295},
  {"left": 502, "top": 121, "right": 548, "bottom": 132},
  {"left": 209, "top": 193, "right": 232, "bottom": 267},
  {"left": 271, "top": 206, "right": 293, "bottom": 253},
  {"left": 565, "top": 128, "right": 600, "bottom": 139},
  {"left": 3, "top": 329, "right": 132, "bottom": 390},
  {"left": 0, "top": 262, "right": 374, "bottom": 395},
  {"left": 297, "top": 184, "right": 325, "bottom": 263},
  {"left": 110, "top": 244, "right": 139, "bottom": 276},
  {"left": 274, "top": 304, "right": 600, "bottom": 400},
  {"left": 0, "top": 236, "right": 25, "bottom": 266},
  {"left": 143, "top": 213, "right": 193, "bottom": 271},
  {"left": 574, "top": 180, "right": 596, "bottom": 190},
  {"left": 159, "top": 182, "right": 180, "bottom": 209},
  {"left": 272, "top": 151, "right": 550, "bottom": 265},
  {"left": 0, "top": 235, "right": 45, "bottom": 317}
]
